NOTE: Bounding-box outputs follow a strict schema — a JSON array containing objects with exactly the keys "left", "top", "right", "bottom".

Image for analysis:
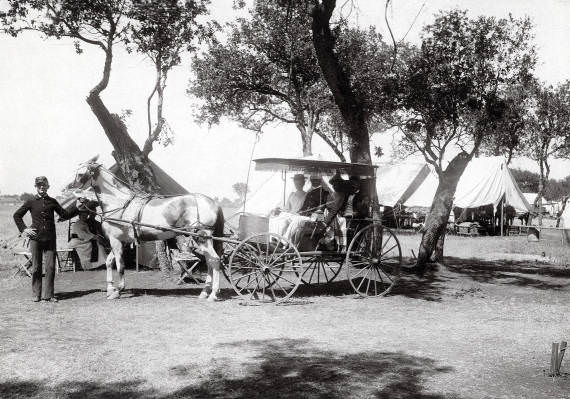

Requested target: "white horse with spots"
[{"left": 65, "top": 161, "right": 225, "bottom": 301}]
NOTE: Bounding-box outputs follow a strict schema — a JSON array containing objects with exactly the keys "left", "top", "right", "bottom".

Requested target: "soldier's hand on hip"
[{"left": 22, "top": 228, "right": 37, "bottom": 238}]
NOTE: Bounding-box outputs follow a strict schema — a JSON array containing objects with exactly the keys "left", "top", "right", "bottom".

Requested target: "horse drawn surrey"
[{"left": 65, "top": 156, "right": 402, "bottom": 304}]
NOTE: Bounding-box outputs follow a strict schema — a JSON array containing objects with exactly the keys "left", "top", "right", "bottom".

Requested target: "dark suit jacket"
[
  {"left": 299, "top": 186, "right": 329, "bottom": 215},
  {"left": 13, "top": 194, "right": 73, "bottom": 242}
]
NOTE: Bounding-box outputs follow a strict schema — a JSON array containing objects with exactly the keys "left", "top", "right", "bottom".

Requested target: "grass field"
[{"left": 1, "top": 203, "right": 570, "bottom": 398}]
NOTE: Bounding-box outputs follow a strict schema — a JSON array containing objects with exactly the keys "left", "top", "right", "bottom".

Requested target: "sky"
[{"left": 0, "top": 0, "right": 569, "bottom": 199}]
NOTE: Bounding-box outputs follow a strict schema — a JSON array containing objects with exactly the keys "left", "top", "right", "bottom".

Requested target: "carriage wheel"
[
  {"left": 228, "top": 233, "right": 302, "bottom": 304},
  {"left": 346, "top": 224, "right": 401, "bottom": 297},
  {"left": 301, "top": 254, "right": 343, "bottom": 286}
]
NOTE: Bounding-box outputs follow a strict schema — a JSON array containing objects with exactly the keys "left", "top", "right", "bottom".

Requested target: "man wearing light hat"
[{"left": 13, "top": 176, "right": 74, "bottom": 302}]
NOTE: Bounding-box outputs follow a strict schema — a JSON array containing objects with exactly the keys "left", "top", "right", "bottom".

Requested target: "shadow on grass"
[
  {"left": 392, "top": 266, "right": 449, "bottom": 302},
  {"left": 56, "top": 289, "right": 103, "bottom": 300},
  {"left": 0, "top": 339, "right": 459, "bottom": 399},
  {"left": 293, "top": 279, "right": 357, "bottom": 297},
  {"left": 0, "top": 379, "right": 155, "bottom": 399},
  {"left": 444, "top": 257, "right": 570, "bottom": 290},
  {"left": 125, "top": 286, "right": 237, "bottom": 300}
]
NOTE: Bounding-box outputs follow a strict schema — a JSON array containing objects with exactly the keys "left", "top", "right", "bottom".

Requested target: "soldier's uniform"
[{"left": 13, "top": 176, "right": 72, "bottom": 301}]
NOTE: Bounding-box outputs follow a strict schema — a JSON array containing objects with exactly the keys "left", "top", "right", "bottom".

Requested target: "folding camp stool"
[
  {"left": 170, "top": 250, "right": 202, "bottom": 285},
  {"left": 12, "top": 250, "right": 33, "bottom": 278},
  {"left": 56, "top": 249, "right": 77, "bottom": 273}
]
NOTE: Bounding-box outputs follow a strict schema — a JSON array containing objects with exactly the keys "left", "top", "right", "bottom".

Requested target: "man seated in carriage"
[
  {"left": 284, "top": 172, "right": 368, "bottom": 251},
  {"left": 335, "top": 176, "right": 370, "bottom": 250},
  {"left": 298, "top": 174, "right": 329, "bottom": 216},
  {"left": 317, "top": 173, "right": 370, "bottom": 251},
  {"left": 281, "top": 174, "right": 332, "bottom": 244}
]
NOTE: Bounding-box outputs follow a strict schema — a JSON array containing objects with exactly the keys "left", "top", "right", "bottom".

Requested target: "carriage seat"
[{"left": 291, "top": 211, "right": 339, "bottom": 252}]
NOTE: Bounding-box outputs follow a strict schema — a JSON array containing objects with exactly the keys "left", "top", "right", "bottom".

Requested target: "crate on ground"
[{"left": 456, "top": 222, "right": 480, "bottom": 237}]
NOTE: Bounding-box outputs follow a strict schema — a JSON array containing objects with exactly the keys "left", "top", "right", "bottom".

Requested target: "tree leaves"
[{"left": 395, "top": 9, "right": 536, "bottom": 172}]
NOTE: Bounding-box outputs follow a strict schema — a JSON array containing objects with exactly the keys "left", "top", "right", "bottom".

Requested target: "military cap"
[{"left": 34, "top": 176, "right": 49, "bottom": 186}]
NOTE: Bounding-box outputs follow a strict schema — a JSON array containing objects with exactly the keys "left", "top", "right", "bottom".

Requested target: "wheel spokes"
[
  {"left": 229, "top": 233, "right": 302, "bottom": 304},
  {"left": 346, "top": 225, "right": 401, "bottom": 297}
]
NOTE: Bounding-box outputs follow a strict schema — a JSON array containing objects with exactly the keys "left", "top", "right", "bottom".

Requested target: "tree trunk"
[
  {"left": 86, "top": 47, "right": 172, "bottom": 275},
  {"left": 310, "top": 0, "right": 372, "bottom": 164},
  {"left": 297, "top": 123, "right": 313, "bottom": 156},
  {"left": 86, "top": 93, "right": 173, "bottom": 275},
  {"left": 416, "top": 152, "right": 472, "bottom": 271},
  {"left": 556, "top": 196, "right": 568, "bottom": 228},
  {"left": 537, "top": 161, "right": 545, "bottom": 227},
  {"left": 314, "top": 128, "right": 346, "bottom": 161},
  {"left": 432, "top": 233, "right": 445, "bottom": 263}
]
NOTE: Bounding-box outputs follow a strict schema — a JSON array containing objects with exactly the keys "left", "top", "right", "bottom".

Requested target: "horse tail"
[{"left": 213, "top": 205, "right": 225, "bottom": 256}]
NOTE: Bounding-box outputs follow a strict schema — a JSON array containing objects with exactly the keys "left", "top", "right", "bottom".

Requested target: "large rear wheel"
[
  {"left": 346, "top": 224, "right": 401, "bottom": 297},
  {"left": 228, "top": 233, "right": 302, "bottom": 304}
]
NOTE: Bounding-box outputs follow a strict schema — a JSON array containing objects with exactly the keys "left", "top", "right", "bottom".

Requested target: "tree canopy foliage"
[
  {"left": 515, "top": 80, "right": 570, "bottom": 222},
  {"left": 386, "top": 9, "right": 536, "bottom": 268},
  {"left": 511, "top": 168, "right": 570, "bottom": 201},
  {"left": 190, "top": 1, "right": 340, "bottom": 157},
  {"left": 189, "top": 1, "right": 398, "bottom": 161},
  {"left": 393, "top": 9, "right": 536, "bottom": 174},
  {"left": 521, "top": 81, "right": 570, "bottom": 183}
]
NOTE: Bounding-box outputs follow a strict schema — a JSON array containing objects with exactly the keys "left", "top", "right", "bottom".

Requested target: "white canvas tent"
[
  {"left": 376, "top": 162, "right": 431, "bottom": 207},
  {"left": 403, "top": 156, "right": 532, "bottom": 213},
  {"left": 242, "top": 154, "right": 338, "bottom": 216},
  {"left": 242, "top": 170, "right": 288, "bottom": 215},
  {"left": 523, "top": 192, "right": 538, "bottom": 206}
]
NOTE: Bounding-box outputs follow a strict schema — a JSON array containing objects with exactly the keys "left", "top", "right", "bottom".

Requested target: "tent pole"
[
  {"left": 501, "top": 198, "right": 504, "bottom": 237},
  {"left": 136, "top": 243, "right": 139, "bottom": 272},
  {"left": 283, "top": 171, "right": 287, "bottom": 208},
  {"left": 493, "top": 205, "right": 496, "bottom": 236}
]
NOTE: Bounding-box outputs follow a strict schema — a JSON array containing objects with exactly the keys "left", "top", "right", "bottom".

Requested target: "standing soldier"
[{"left": 13, "top": 176, "right": 74, "bottom": 302}]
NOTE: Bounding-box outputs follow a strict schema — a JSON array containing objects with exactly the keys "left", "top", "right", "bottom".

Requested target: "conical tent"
[{"left": 403, "top": 157, "right": 532, "bottom": 213}]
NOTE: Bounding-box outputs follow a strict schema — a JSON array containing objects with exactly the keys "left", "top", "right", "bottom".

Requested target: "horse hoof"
[
  {"left": 198, "top": 291, "right": 209, "bottom": 300},
  {"left": 107, "top": 290, "right": 121, "bottom": 300},
  {"left": 207, "top": 295, "right": 219, "bottom": 302}
]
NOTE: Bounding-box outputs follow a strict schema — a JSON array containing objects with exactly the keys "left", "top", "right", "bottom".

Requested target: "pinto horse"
[{"left": 65, "top": 161, "right": 225, "bottom": 301}]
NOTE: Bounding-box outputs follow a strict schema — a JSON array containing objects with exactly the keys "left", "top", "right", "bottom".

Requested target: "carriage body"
[{"left": 224, "top": 157, "right": 403, "bottom": 304}]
